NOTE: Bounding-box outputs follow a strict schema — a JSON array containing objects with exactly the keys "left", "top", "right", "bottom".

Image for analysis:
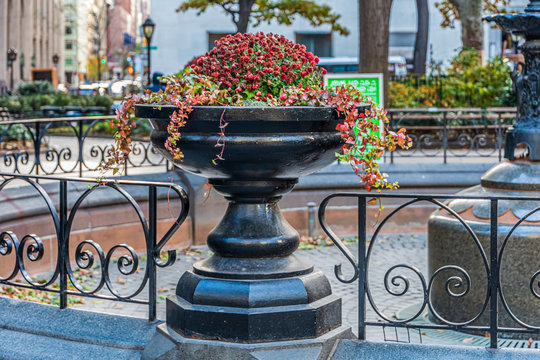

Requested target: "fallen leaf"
[
  {"left": 437, "top": 330, "right": 446, "bottom": 333},
  {"left": 116, "top": 276, "right": 126, "bottom": 284},
  {"left": 462, "top": 338, "right": 473, "bottom": 343},
  {"left": 112, "top": 303, "right": 124, "bottom": 309},
  {"left": 158, "top": 287, "right": 170, "bottom": 293}
]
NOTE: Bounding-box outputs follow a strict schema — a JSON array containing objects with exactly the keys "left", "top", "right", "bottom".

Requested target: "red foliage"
[
  {"left": 190, "top": 32, "right": 322, "bottom": 100},
  {"left": 105, "top": 33, "right": 411, "bottom": 191}
]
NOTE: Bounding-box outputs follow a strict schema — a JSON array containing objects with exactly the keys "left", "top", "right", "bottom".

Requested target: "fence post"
[
  {"left": 78, "top": 120, "right": 84, "bottom": 177},
  {"left": 59, "top": 180, "right": 68, "bottom": 309},
  {"left": 443, "top": 112, "right": 448, "bottom": 164},
  {"left": 389, "top": 112, "right": 395, "bottom": 164},
  {"left": 34, "top": 122, "right": 40, "bottom": 177},
  {"left": 489, "top": 199, "right": 499, "bottom": 348},
  {"left": 497, "top": 112, "right": 503, "bottom": 162},
  {"left": 307, "top": 202, "right": 316, "bottom": 237},
  {"left": 148, "top": 185, "right": 157, "bottom": 322},
  {"left": 358, "top": 196, "right": 367, "bottom": 340}
]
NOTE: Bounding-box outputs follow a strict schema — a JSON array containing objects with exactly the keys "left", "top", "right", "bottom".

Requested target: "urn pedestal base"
[
  {"left": 166, "top": 268, "right": 342, "bottom": 342},
  {"left": 159, "top": 178, "right": 345, "bottom": 343},
  {"left": 135, "top": 105, "right": 356, "bottom": 355}
]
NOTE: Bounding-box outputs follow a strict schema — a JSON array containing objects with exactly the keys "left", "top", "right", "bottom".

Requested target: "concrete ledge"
[
  {"left": 297, "top": 162, "right": 496, "bottom": 189},
  {"left": 0, "top": 297, "right": 157, "bottom": 359},
  {"left": 330, "top": 340, "right": 540, "bottom": 360}
]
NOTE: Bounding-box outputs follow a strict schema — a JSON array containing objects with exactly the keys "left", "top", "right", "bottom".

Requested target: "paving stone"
[{"left": 70, "top": 233, "right": 429, "bottom": 344}]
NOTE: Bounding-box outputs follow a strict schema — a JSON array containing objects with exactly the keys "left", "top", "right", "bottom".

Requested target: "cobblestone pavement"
[{"left": 70, "top": 233, "right": 453, "bottom": 345}]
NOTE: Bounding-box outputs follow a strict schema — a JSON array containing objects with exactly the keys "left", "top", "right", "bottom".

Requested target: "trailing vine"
[{"left": 106, "top": 32, "right": 411, "bottom": 191}]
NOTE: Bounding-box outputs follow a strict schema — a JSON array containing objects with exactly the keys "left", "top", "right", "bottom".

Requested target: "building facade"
[
  {"left": 106, "top": 0, "right": 150, "bottom": 79},
  {"left": 62, "top": 0, "right": 113, "bottom": 86},
  {"left": 0, "top": 0, "right": 64, "bottom": 90},
  {"left": 149, "top": 0, "right": 529, "bottom": 76}
]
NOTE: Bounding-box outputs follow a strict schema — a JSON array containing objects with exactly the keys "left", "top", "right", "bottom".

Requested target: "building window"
[
  {"left": 65, "top": 26, "right": 72, "bottom": 35},
  {"left": 66, "top": 58, "right": 72, "bottom": 66},
  {"left": 389, "top": 32, "right": 416, "bottom": 47},
  {"left": 295, "top": 33, "right": 332, "bottom": 57},
  {"left": 65, "top": 41, "right": 73, "bottom": 50},
  {"left": 208, "top": 32, "right": 234, "bottom": 50}
]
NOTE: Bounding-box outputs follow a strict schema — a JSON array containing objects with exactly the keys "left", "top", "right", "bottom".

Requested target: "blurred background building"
[
  {"left": 0, "top": 0, "right": 65, "bottom": 91},
  {"left": 0, "top": 0, "right": 531, "bottom": 91},
  {"left": 62, "top": 0, "right": 150, "bottom": 87},
  {"left": 106, "top": 0, "right": 151, "bottom": 81}
]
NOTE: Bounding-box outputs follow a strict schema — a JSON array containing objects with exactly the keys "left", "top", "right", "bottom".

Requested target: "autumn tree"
[
  {"left": 176, "top": 0, "right": 349, "bottom": 35},
  {"left": 88, "top": 1, "right": 108, "bottom": 81},
  {"left": 413, "top": 0, "right": 429, "bottom": 75},
  {"left": 358, "top": 0, "right": 393, "bottom": 107},
  {"left": 436, "top": 0, "right": 510, "bottom": 51}
]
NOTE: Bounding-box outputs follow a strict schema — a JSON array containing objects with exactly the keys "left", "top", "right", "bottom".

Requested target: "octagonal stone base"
[
  {"left": 166, "top": 268, "right": 342, "bottom": 342},
  {"left": 141, "top": 323, "right": 353, "bottom": 360}
]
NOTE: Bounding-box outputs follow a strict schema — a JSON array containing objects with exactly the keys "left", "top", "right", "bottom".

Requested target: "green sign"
[
  {"left": 324, "top": 73, "right": 384, "bottom": 162},
  {"left": 324, "top": 73, "right": 383, "bottom": 105}
]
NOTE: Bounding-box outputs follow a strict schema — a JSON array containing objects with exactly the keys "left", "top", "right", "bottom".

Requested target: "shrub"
[
  {"left": 17, "top": 81, "right": 55, "bottom": 96},
  {"left": 389, "top": 49, "right": 515, "bottom": 109}
]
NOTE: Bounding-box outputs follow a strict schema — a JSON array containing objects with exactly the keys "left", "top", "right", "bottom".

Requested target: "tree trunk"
[
  {"left": 413, "top": 0, "right": 429, "bottom": 76},
  {"left": 451, "top": 0, "right": 483, "bottom": 51},
  {"left": 358, "top": 0, "right": 393, "bottom": 107},
  {"left": 236, "top": 0, "right": 255, "bottom": 33}
]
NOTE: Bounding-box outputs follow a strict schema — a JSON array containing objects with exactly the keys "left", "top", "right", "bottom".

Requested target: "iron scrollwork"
[
  {"left": 0, "top": 116, "right": 168, "bottom": 176},
  {"left": 0, "top": 173, "right": 189, "bottom": 320},
  {"left": 318, "top": 192, "right": 539, "bottom": 346}
]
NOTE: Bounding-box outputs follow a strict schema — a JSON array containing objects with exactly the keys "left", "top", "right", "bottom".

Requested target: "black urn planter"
[{"left": 136, "top": 104, "right": 366, "bottom": 342}]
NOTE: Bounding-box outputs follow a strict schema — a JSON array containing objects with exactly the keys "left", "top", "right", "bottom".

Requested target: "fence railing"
[
  {"left": 386, "top": 108, "right": 517, "bottom": 163},
  {"left": 0, "top": 173, "right": 188, "bottom": 321},
  {"left": 319, "top": 192, "right": 539, "bottom": 349},
  {"left": 0, "top": 115, "right": 169, "bottom": 177},
  {"left": 0, "top": 108, "right": 518, "bottom": 176}
]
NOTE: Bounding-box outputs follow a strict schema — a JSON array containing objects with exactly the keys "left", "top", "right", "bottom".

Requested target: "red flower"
[{"left": 281, "top": 65, "right": 287, "bottom": 71}]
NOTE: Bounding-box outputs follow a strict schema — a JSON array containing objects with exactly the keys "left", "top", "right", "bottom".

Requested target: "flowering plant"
[{"left": 108, "top": 32, "right": 411, "bottom": 191}]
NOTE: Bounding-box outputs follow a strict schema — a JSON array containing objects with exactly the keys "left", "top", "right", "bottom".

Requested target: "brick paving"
[{"left": 70, "top": 233, "right": 446, "bottom": 344}]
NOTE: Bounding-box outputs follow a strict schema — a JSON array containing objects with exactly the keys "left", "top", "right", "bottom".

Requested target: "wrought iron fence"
[
  {"left": 319, "top": 192, "right": 540, "bottom": 349},
  {"left": 386, "top": 108, "right": 517, "bottom": 163},
  {"left": 0, "top": 108, "right": 519, "bottom": 177},
  {"left": 0, "top": 115, "right": 169, "bottom": 176},
  {"left": 0, "top": 173, "right": 188, "bottom": 321}
]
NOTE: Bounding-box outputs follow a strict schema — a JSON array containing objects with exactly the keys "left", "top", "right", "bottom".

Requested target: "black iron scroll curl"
[{"left": 318, "top": 194, "right": 359, "bottom": 284}]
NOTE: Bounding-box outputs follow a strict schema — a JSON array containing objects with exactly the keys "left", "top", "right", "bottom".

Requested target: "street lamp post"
[
  {"left": 19, "top": 53, "right": 25, "bottom": 81},
  {"left": 52, "top": 54, "right": 59, "bottom": 66},
  {"left": 7, "top": 48, "right": 18, "bottom": 91},
  {"left": 142, "top": 18, "right": 155, "bottom": 86}
]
